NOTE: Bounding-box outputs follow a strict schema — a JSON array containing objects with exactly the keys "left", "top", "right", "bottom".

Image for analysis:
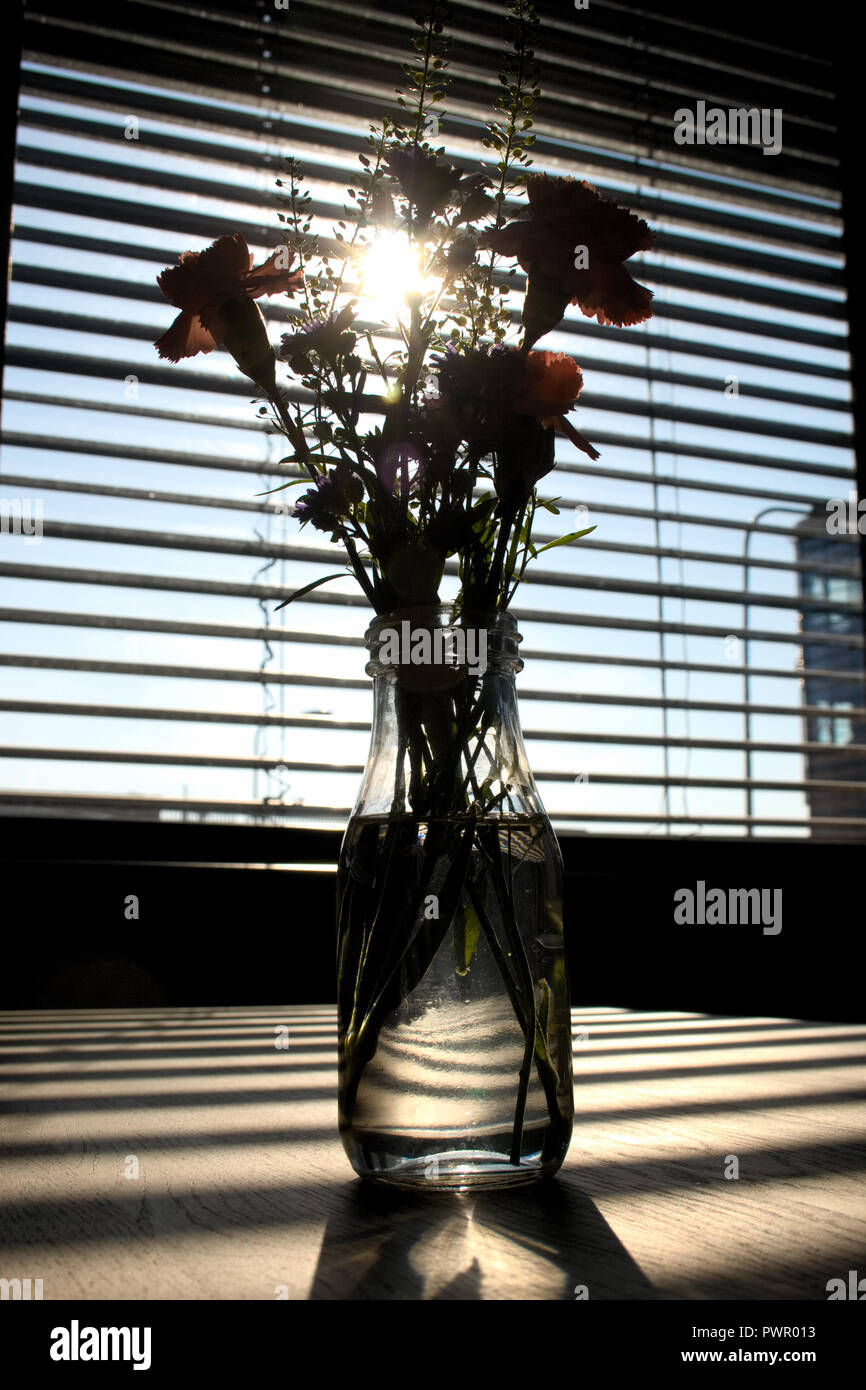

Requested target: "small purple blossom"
[
  {"left": 294, "top": 462, "right": 364, "bottom": 531},
  {"left": 431, "top": 344, "right": 524, "bottom": 452},
  {"left": 280, "top": 306, "right": 357, "bottom": 367}
]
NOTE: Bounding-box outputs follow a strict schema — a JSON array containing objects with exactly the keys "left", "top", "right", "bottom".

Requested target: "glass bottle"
[{"left": 336, "top": 603, "right": 573, "bottom": 1188}]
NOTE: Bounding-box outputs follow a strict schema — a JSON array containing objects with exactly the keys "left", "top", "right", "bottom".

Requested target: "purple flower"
[
  {"left": 280, "top": 306, "right": 357, "bottom": 368},
  {"left": 432, "top": 344, "right": 524, "bottom": 452},
  {"left": 294, "top": 462, "right": 364, "bottom": 531}
]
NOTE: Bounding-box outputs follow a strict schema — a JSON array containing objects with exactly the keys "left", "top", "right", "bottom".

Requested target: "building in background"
[{"left": 795, "top": 504, "right": 866, "bottom": 839}]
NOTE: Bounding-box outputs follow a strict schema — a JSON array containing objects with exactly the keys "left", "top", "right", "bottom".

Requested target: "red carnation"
[
  {"left": 154, "top": 233, "right": 304, "bottom": 370},
  {"left": 483, "top": 175, "right": 654, "bottom": 347}
]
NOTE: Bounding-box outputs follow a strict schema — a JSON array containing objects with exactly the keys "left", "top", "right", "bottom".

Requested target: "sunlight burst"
[{"left": 356, "top": 231, "right": 441, "bottom": 325}]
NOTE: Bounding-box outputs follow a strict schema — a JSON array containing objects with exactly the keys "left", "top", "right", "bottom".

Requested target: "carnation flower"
[
  {"left": 154, "top": 234, "right": 303, "bottom": 378},
  {"left": 515, "top": 350, "right": 584, "bottom": 421},
  {"left": 515, "top": 350, "right": 599, "bottom": 461},
  {"left": 433, "top": 346, "right": 599, "bottom": 460},
  {"left": 482, "top": 174, "right": 654, "bottom": 347}
]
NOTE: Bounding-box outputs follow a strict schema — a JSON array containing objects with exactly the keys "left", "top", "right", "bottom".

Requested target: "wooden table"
[{"left": 2, "top": 1007, "right": 865, "bottom": 1300}]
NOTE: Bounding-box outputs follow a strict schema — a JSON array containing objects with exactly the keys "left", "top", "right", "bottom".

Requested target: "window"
[{"left": 1, "top": 0, "right": 863, "bottom": 838}]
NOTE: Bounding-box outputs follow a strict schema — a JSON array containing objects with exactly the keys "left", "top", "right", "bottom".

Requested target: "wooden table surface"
[{"left": 1, "top": 1006, "right": 865, "bottom": 1300}]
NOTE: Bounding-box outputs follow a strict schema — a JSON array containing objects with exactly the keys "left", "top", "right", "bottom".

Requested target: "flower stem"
[{"left": 267, "top": 388, "right": 311, "bottom": 473}]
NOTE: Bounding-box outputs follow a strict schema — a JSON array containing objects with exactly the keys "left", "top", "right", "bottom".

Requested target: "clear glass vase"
[{"left": 336, "top": 603, "right": 574, "bottom": 1189}]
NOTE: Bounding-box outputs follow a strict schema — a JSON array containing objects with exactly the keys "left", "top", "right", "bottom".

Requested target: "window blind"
[{"left": 1, "top": 0, "right": 863, "bottom": 838}]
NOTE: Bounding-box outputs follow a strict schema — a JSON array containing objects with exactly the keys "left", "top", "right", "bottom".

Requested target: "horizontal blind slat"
[
  {"left": 3, "top": 747, "right": 865, "bottom": 798},
  {"left": 2, "top": 562, "right": 862, "bottom": 649},
  {"left": 15, "top": 102, "right": 847, "bottom": 254},
  {"left": 6, "top": 345, "right": 854, "bottom": 450},
  {"left": 0, "top": 624, "right": 860, "bottom": 679},
  {"left": 1, "top": 791, "right": 864, "bottom": 831},
  {"left": 3, "top": 476, "right": 856, "bottom": 579},
  {"left": 3, "top": 706, "right": 861, "bottom": 761},
  {"left": 12, "top": 251, "right": 849, "bottom": 352},
  {"left": 7, "top": 275, "right": 852, "bottom": 380},
  {"left": 18, "top": 66, "right": 845, "bottom": 220},
  {"left": 7, "top": 304, "right": 855, "bottom": 411},
  {"left": 1, "top": 653, "right": 863, "bottom": 720},
  {"left": 9, "top": 519, "right": 861, "bottom": 614}
]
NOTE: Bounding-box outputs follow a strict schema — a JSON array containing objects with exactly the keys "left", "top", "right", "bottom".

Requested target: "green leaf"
[
  {"left": 455, "top": 902, "right": 483, "bottom": 978},
  {"left": 254, "top": 478, "right": 309, "bottom": 496},
  {"left": 532, "top": 526, "right": 596, "bottom": 558},
  {"left": 273, "top": 571, "right": 348, "bottom": 612},
  {"left": 472, "top": 493, "right": 498, "bottom": 520}
]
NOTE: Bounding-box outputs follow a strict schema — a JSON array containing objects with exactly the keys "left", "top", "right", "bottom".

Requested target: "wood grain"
[{"left": 1, "top": 1006, "right": 864, "bottom": 1300}]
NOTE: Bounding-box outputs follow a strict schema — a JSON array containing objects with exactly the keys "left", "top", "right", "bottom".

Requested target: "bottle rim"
[
  {"left": 363, "top": 603, "right": 523, "bottom": 679},
  {"left": 364, "top": 602, "right": 520, "bottom": 646}
]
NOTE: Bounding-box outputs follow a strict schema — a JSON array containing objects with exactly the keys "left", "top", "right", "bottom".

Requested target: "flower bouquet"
[{"left": 155, "top": 0, "right": 653, "bottom": 1186}]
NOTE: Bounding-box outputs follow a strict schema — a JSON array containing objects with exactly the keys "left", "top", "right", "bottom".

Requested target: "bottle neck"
[
  {"left": 364, "top": 604, "right": 523, "bottom": 686},
  {"left": 355, "top": 605, "right": 540, "bottom": 822}
]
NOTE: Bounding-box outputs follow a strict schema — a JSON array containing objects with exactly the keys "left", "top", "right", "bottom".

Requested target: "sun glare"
[{"left": 357, "top": 231, "right": 441, "bottom": 325}]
